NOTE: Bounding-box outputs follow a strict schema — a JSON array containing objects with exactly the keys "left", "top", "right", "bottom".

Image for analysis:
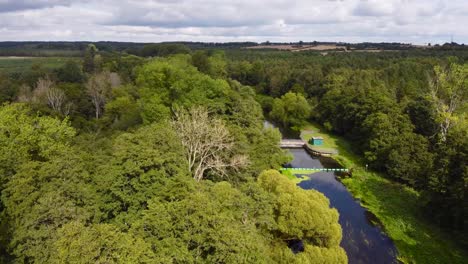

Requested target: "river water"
[
  {"left": 287, "top": 149, "right": 398, "bottom": 264},
  {"left": 265, "top": 121, "right": 398, "bottom": 263}
]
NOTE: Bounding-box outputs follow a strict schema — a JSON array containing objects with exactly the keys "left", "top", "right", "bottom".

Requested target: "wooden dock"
[{"left": 279, "top": 139, "right": 305, "bottom": 148}]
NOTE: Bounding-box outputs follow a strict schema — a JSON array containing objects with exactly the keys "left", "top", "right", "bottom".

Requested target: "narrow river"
[
  {"left": 287, "top": 149, "right": 398, "bottom": 264},
  {"left": 266, "top": 121, "right": 398, "bottom": 264}
]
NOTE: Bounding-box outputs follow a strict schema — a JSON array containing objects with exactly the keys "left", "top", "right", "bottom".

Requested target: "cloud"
[
  {"left": 353, "top": 0, "right": 396, "bottom": 16},
  {"left": 0, "top": 0, "right": 72, "bottom": 13},
  {"left": 0, "top": 0, "right": 465, "bottom": 44}
]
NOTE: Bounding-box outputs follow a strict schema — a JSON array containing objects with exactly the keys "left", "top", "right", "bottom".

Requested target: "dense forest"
[
  {"left": 226, "top": 49, "right": 467, "bottom": 234},
  {"left": 0, "top": 43, "right": 466, "bottom": 263}
]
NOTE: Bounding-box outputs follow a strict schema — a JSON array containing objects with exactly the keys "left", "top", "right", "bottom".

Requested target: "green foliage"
[
  {"left": 137, "top": 55, "right": 230, "bottom": 123},
  {"left": 295, "top": 245, "right": 348, "bottom": 264},
  {"left": 207, "top": 51, "right": 228, "bottom": 79},
  {"left": 0, "top": 74, "right": 17, "bottom": 103},
  {"left": 270, "top": 92, "right": 311, "bottom": 128},
  {"left": 258, "top": 170, "right": 342, "bottom": 247},
  {"left": 102, "top": 85, "right": 142, "bottom": 130},
  {"left": 56, "top": 60, "right": 84, "bottom": 83},
  {"left": 300, "top": 122, "right": 468, "bottom": 263},
  {"left": 427, "top": 119, "right": 468, "bottom": 231},
  {"left": 2, "top": 152, "right": 97, "bottom": 262},
  {"left": 93, "top": 122, "right": 190, "bottom": 227},
  {"left": 0, "top": 50, "right": 351, "bottom": 263},
  {"left": 0, "top": 57, "right": 76, "bottom": 75},
  {"left": 132, "top": 181, "right": 273, "bottom": 263},
  {"left": 83, "top": 44, "right": 98, "bottom": 73},
  {"left": 140, "top": 43, "right": 191, "bottom": 57},
  {"left": 53, "top": 222, "right": 155, "bottom": 263},
  {"left": 227, "top": 50, "right": 468, "bottom": 261},
  {"left": 0, "top": 104, "right": 75, "bottom": 184},
  {"left": 192, "top": 50, "right": 210, "bottom": 73}
]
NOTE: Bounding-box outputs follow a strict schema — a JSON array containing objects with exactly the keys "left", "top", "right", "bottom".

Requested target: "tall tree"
[
  {"left": 86, "top": 72, "right": 111, "bottom": 119},
  {"left": 83, "top": 44, "right": 98, "bottom": 73},
  {"left": 430, "top": 63, "right": 468, "bottom": 142},
  {"left": 172, "top": 107, "right": 248, "bottom": 181},
  {"left": 270, "top": 92, "right": 311, "bottom": 128}
]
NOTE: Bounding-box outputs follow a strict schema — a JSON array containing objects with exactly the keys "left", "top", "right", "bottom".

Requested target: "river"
[{"left": 266, "top": 121, "right": 398, "bottom": 264}]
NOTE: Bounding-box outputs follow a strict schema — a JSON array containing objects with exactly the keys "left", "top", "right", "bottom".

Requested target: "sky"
[{"left": 0, "top": 0, "right": 466, "bottom": 44}]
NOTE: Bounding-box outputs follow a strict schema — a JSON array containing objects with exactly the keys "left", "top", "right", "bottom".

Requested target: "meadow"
[{"left": 0, "top": 57, "right": 78, "bottom": 73}]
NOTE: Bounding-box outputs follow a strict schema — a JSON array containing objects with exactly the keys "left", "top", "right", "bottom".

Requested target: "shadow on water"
[{"left": 286, "top": 148, "right": 399, "bottom": 264}]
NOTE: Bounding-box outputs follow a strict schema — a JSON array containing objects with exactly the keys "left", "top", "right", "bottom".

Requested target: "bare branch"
[
  {"left": 172, "top": 106, "right": 248, "bottom": 181},
  {"left": 86, "top": 72, "right": 111, "bottom": 119}
]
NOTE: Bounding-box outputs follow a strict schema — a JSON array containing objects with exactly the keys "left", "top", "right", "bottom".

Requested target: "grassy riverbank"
[{"left": 300, "top": 122, "right": 467, "bottom": 264}]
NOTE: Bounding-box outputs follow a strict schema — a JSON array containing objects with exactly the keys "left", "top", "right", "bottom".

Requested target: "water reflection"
[{"left": 287, "top": 148, "right": 398, "bottom": 264}]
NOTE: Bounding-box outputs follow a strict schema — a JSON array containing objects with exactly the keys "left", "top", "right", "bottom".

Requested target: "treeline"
[
  {"left": 0, "top": 47, "right": 348, "bottom": 262},
  {"left": 226, "top": 51, "right": 468, "bottom": 238},
  {"left": 0, "top": 41, "right": 257, "bottom": 57},
  {"left": 3, "top": 41, "right": 468, "bottom": 58}
]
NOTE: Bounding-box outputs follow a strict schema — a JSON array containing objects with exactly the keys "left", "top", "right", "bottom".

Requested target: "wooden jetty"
[{"left": 279, "top": 139, "right": 305, "bottom": 148}]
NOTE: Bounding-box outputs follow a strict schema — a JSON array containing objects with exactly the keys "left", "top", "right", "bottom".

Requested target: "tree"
[
  {"left": 140, "top": 43, "right": 190, "bottom": 57},
  {"left": 56, "top": 60, "right": 84, "bottom": 83},
  {"left": 172, "top": 107, "right": 248, "bottom": 181},
  {"left": 430, "top": 63, "right": 468, "bottom": 142},
  {"left": 46, "top": 86, "right": 69, "bottom": 115},
  {"left": 257, "top": 170, "right": 346, "bottom": 263},
  {"left": 93, "top": 122, "right": 190, "bottom": 226},
  {"left": 137, "top": 55, "right": 231, "bottom": 123},
  {"left": 1, "top": 152, "right": 97, "bottom": 263},
  {"left": 208, "top": 51, "right": 227, "bottom": 79},
  {"left": 131, "top": 181, "right": 273, "bottom": 263},
  {"left": 86, "top": 71, "right": 111, "bottom": 119},
  {"left": 0, "top": 103, "right": 75, "bottom": 187},
  {"left": 427, "top": 117, "right": 468, "bottom": 231},
  {"left": 103, "top": 87, "right": 141, "bottom": 130},
  {"left": 32, "top": 76, "right": 54, "bottom": 104},
  {"left": 270, "top": 92, "right": 311, "bottom": 128},
  {"left": 21, "top": 77, "right": 70, "bottom": 115},
  {"left": 52, "top": 222, "right": 155, "bottom": 263},
  {"left": 0, "top": 74, "right": 17, "bottom": 103},
  {"left": 192, "top": 50, "right": 210, "bottom": 73},
  {"left": 83, "top": 44, "right": 98, "bottom": 73}
]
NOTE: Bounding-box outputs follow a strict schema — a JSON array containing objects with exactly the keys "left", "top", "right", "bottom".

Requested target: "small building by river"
[{"left": 309, "top": 136, "right": 324, "bottom": 146}]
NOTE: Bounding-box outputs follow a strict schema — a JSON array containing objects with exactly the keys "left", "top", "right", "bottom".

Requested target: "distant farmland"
[
  {"left": 245, "top": 44, "right": 347, "bottom": 52},
  {"left": 0, "top": 57, "right": 79, "bottom": 73},
  {"left": 244, "top": 44, "right": 424, "bottom": 52}
]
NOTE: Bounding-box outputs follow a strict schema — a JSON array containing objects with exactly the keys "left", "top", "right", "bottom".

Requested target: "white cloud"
[{"left": 0, "top": 0, "right": 465, "bottom": 44}]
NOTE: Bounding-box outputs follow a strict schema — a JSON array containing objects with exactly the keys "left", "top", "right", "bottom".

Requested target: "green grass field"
[
  {"left": 0, "top": 57, "right": 79, "bottom": 73},
  {"left": 300, "top": 125, "right": 339, "bottom": 154},
  {"left": 301, "top": 122, "right": 467, "bottom": 264}
]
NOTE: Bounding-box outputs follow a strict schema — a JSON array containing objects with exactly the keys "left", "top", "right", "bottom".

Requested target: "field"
[
  {"left": 245, "top": 44, "right": 346, "bottom": 51},
  {"left": 0, "top": 57, "right": 79, "bottom": 73},
  {"left": 301, "top": 122, "right": 468, "bottom": 264}
]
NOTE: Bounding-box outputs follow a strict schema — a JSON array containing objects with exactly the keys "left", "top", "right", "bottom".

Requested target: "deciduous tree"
[
  {"left": 430, "top": 63, "right": 468, "bottom": 142},
  {"left": 172, "top": 107, "right": 248, "bottom": 181},
  {"left": 86, "top": 71, "right": 111, "bottom": 119}
]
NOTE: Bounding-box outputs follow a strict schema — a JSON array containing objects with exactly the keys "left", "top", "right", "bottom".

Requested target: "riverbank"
[{"left": 298, "top": 122, "right": 467, "bottom": 264}]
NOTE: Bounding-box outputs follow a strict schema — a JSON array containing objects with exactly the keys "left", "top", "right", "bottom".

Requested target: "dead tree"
[
  {"left": 32, "top": 77, "right": 54, "bottom": 104},
  {"left": 46, "top": 86, "right": 66, "bottom": 114},
  {"left": 86, "top": 72, "right": 111, "bottom": 119},
  {"left": 172, "top": 107, "right": 248, "bottom": 181}
]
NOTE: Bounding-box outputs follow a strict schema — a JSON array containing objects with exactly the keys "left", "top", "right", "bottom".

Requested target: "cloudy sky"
[{"left": 0, "top": 0, "right": 466, "bottom": 44}]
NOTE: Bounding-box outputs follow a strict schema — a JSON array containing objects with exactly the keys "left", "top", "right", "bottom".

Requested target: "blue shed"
[{"left": 309, "top": 136, "right": 324, "bottom": 146}]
